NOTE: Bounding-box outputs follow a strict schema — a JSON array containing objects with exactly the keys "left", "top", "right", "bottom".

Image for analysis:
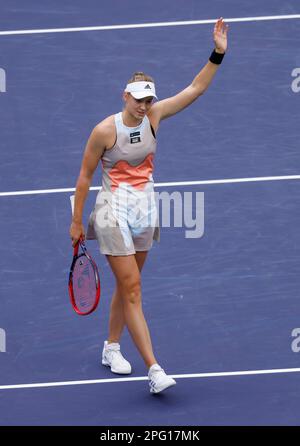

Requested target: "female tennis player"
[{"left": 70, "top": 18, "right": 228, "bottom": 394}]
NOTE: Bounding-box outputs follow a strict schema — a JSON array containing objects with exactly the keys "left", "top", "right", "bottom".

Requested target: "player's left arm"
[{"left": 150, "top": 18, "right": 228, "bottom": 122}]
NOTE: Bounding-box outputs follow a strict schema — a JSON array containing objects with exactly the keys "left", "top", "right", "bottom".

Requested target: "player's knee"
[{"left": 121, "top": 276, "right": 141, "bottom": 305}]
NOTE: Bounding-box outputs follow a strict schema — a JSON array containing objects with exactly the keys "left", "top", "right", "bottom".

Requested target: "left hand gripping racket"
[{"left": 68, "top": 239, "right": 101, "bottom": 315}]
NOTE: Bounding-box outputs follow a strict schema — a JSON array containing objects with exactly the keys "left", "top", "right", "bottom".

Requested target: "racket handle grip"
[
  {"left": 73, "top": 237, "right": 86, "bottom": 256},
  {"left": 73, "top": 240, "right": 80, "bottom": 256}
]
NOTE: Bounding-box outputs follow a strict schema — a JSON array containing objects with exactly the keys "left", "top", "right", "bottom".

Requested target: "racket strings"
[{"left": 73, "top": 256, "right": 97, "bottom": 312}]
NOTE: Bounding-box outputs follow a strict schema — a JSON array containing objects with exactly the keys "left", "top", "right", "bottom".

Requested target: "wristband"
[{"left": 209, "top": 49, "right": 225, "bottom": 65}]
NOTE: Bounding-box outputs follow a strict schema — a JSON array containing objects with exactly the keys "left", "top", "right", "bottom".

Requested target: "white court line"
[
  {"left": 0, "top": 14, "right": 300, "bottom": 36},
  {"left": 0, "top": 175, "right": 300, "bottom": 197},
  {"left": 1, "top": 367, "right": 300, "bottom": 391}
]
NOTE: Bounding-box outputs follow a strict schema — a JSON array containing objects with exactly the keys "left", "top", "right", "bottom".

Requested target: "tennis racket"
[{"left": 68, "top": 238, "right": 101, "bottom": 315}]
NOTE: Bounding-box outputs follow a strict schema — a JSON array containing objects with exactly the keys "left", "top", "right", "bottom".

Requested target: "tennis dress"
[{"left": 86, "top": 112, "right": 160, "bottom": 255}]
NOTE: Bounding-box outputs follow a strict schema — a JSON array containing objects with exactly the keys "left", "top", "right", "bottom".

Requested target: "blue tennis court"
[{"left": 1, "top": 0, "right": 300, "bottom": 426}]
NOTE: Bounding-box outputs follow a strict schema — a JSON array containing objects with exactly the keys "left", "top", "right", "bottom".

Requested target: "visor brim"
[{"left": 130, "top": 91, "right": 158, "bottom": 100}]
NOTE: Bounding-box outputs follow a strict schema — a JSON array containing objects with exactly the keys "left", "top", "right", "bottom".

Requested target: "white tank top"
[
  {"left": 87, "top": 112, "right": 159, "bottom": 242},
  {"left": 101, "top": 111, "right": 157, "bottom": 194}
]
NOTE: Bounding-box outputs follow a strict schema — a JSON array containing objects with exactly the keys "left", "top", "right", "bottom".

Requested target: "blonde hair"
[{"left": 127, "top": 71, "right": 154, "bottom": 84}]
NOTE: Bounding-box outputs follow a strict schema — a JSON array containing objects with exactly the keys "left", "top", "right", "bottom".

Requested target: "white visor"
[{"left": 125, "top": 81, "right": 157, "bottom": 100}]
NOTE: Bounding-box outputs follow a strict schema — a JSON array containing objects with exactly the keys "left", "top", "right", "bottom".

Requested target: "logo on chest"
[{"left": 130, "top": 131, "right": 141, "bottom": 144}]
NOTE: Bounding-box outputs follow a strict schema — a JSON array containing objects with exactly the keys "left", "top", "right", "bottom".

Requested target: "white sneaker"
[
  {"left": 148, "top": 364, "right": 176, "bottom": 394},
  {"left": 102, "top": 341, "right": 132, "bottom": 374}
]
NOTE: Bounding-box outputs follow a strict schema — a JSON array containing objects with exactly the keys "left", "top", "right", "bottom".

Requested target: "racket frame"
[{"left": 68, "top": 239, "right": 100, "bottom": 316}]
